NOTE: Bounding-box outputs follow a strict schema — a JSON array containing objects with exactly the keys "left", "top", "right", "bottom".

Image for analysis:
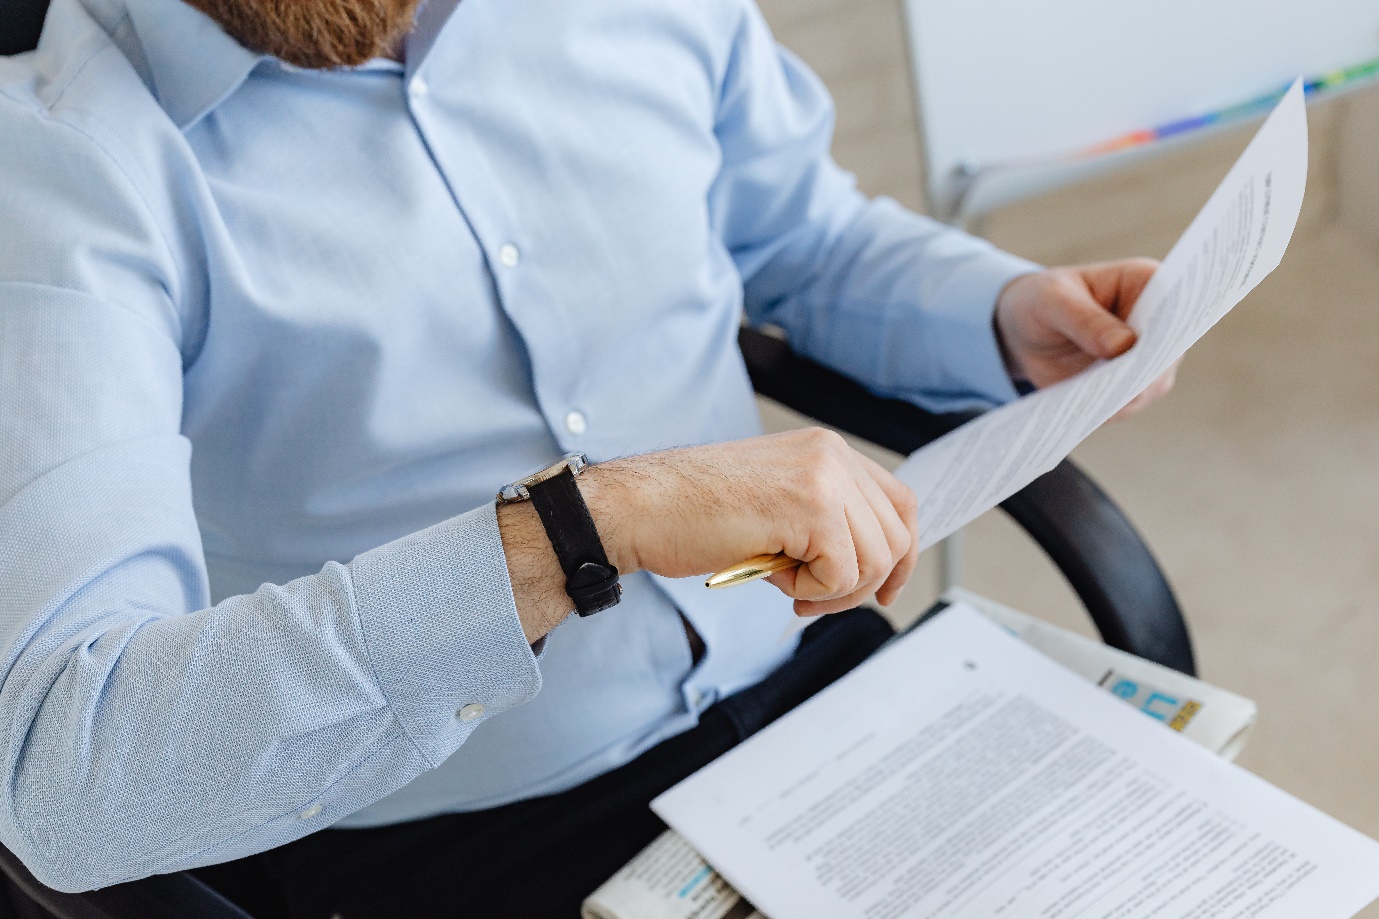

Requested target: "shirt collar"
[
  {"left": 108, "top": 0, "right": 464, "bottom": 131},
  {"left": 405, "top": 0, "right": 462, "bottom": 80},
  {"left": 120, "top": 0, "right": 263, "bottom": 130}
]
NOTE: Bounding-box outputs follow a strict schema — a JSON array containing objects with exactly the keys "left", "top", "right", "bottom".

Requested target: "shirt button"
[
  {"left": 298, "top": 804, "right": 323, "bottom": 820},
  {"left": 564, "top": 410, "right": 587, "bottom": 435},
  {"left": 457, "top": 703, "right": 486, "bottom": 722},
  {"left": 689, "top": 689, "right": 705, "bottom": 707},
  {"left": 410, "top": 76, "right": 429, "bottom": 97},
  {"left": 498, "top": 243, "right": 521, "bottom": 268}
]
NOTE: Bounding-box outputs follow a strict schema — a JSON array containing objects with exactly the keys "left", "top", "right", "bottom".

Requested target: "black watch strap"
[{"left": 526, "top": 469, "right": 622, "bottom": 616}]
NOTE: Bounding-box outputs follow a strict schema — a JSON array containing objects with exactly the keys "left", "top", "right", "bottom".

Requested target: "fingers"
[
  {"left": 875, "top": 535, "right": 920, "bottom": 607},
  {"left": 855, "top": 453, "right": 919, "bottom": 607},
  {"left": 1044, "top": 258, "right": 1160, "bottom": 363},
  {"left": 847, "top": 457, "right": 913, "bottom": 595},
  {"left": 772, "top": 440, "right": 917, "bottom": 612},
  {"left": 777, "top": 498, "right": 890, "bottom": 604},
  {"left": 1081, "top": 258, "right": 1159, "bottom": 321},
  {"left": 793, "top": 591, "right": 875, "bottom": 618},
  {"left": 759, "top": 430, "right": 863, "bottom": 602},
  {"left": 997, "top": 259, "right": 1161, "bottom": 391},
  {"left": 780, "top": 481, "right": 860, "bottom": 602},
  {"left": 1046, "top": 272, "right": 1138, "bottom": 361}
]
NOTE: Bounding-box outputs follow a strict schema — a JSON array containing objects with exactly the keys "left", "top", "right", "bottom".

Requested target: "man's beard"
[{"left": 182, "top": 0, "right": 424, "bottom": 70}]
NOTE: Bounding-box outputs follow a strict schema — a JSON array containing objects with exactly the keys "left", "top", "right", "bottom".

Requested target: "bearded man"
[{"left": 0, "top": 0, "right": 1175, "bottom": 914}]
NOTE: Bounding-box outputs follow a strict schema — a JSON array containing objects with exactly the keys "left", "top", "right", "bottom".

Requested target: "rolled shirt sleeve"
[
  {"left": 711, "top": 0, "right": 1041, "bottom": 412},
  {"left": 0, "top": 79, "right": 540, "bottom": 893}
]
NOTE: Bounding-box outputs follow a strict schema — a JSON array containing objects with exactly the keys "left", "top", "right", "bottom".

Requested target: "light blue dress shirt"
[{"left": 0, "top": 0, "right": 1038, "bottom": 892}]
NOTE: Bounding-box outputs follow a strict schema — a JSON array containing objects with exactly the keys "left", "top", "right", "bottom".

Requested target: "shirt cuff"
[
  {"left": 346, "top": 502, "right": 543, "bottom": 767},
  {"left": 927, "top": 248, "right": 1042, "bottom": 407}
]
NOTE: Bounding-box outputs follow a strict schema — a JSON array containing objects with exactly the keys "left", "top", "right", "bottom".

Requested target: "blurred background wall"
[{"left": 755, "top": 1, "right": 1379, "bottom": 907}]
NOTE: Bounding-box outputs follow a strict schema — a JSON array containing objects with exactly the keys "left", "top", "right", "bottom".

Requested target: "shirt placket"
[{"left": 401, "top": 67, "right": 593, "bottom": 459}]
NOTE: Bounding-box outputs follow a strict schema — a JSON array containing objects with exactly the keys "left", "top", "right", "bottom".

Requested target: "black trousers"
[{"left": 195, "top": 608, "right": 894, "bottom": 919}]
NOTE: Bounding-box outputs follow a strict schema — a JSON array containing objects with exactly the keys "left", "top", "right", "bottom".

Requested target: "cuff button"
[{"left": 457, "top": 703, "right": 486, "bottom": 722}]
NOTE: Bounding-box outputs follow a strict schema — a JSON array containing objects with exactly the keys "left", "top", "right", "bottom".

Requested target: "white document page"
[
  {"left": 654, "top": 603, "right": 1379, "bottom": 919},
  {"left": 900, "top": 80, "right": 1308, "bottom": 552}
]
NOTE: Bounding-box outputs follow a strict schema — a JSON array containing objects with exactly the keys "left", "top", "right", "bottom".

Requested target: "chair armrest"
[
  {"left": 0, "top": 845, "right": 253, "bottom": 919},
  {"left": 739, "top": 326, "right": 1195, "bottom": 676}
]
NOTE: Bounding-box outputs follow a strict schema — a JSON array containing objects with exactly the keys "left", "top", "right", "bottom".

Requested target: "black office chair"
[{"left": 0, "top": 5, "right": 1190, "bottom": 917}]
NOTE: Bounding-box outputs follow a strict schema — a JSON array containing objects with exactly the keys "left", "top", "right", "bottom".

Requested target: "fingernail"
[{"left": 1100, "top": 328, "right": 1135, "bottom": 355}]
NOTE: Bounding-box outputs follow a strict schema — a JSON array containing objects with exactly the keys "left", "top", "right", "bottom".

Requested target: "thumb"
[{"left": 1048, "top": 282, "right": 1138, "bottom": 361}]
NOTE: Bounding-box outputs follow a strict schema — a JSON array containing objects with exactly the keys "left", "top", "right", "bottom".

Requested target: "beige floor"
[{"left": 759, "top": 224, "right": 1379, "bottom": 911}]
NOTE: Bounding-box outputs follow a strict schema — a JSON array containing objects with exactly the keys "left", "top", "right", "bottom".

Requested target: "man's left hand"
[{"left": 994, "top": 258, "right": 1179, "bottom": 420}]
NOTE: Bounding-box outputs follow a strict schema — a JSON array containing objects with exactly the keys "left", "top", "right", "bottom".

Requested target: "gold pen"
[{"left": 705, "top": 552, "right": 802, "bottom": 589}]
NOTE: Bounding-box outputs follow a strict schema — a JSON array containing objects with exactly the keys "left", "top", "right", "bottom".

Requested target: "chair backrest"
[{"left": 1, "top": 0, "right": 51, "bottom": 55}]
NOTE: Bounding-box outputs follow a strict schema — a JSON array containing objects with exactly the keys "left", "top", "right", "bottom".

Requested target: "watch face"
[{"left": 497, "top": 453, "right": 589, "bottom": 504}]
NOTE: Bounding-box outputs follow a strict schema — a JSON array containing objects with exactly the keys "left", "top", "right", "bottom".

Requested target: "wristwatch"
[{"left": 497, "top": 453, "right": 622, "bottom": 616}]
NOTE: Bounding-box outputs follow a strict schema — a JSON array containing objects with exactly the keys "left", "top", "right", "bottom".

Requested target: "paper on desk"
[
  {"left": 654, "top": 602, "right": 1379, "bottom": 919},
  {"left": 899, "top": 80, "right": 1308, "bottom": 553},
  {"left": 946, "top": 588, "right": 1258, "bottom": 760}
]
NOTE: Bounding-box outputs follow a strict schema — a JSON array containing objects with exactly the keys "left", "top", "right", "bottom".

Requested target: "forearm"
[
  {"left": 704, "top": 1, "right": 1037, "bottom": 410},
  {"left": 499, "top": 498, "right": 582, "bottom": 643},
  {"left": 499, "top": 433, "right": 921, "bottom": 626},
  {"left": 745, "top": 197, "right": 1040, "bottom": 412}
]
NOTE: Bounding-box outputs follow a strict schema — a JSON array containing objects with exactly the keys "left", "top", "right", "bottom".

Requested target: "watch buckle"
[{"left": 497, "top": 452, "right": 589, "bottom": 504}]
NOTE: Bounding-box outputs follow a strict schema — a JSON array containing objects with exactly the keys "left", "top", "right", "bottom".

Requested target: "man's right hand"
[{"left": 499, "top": 429, "right": 920, "bottom": 643}]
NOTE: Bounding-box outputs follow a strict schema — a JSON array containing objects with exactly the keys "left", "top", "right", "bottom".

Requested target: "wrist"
[
  {"left": 495, "top": 455, "right": 639, "bottom": 641},
  {"left": 993, "top": 283, "right": 1032, "bottom": 387},
  {"left": 496, "top": 499, "right": 570, "bottom": 642},
  {"left": 574, "top": 461, "right": 642, "bottom": 576}
]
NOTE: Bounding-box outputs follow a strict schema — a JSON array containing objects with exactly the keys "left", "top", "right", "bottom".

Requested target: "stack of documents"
[
  {"left": 945, "top": 589, "right": 1256, "bottom": 760},
  {"left": 605, "top": 601, "right": 1379, "bottom": 919},
  {"left": 582, "top": 594, "right": 1296, "bottom": 919}
]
